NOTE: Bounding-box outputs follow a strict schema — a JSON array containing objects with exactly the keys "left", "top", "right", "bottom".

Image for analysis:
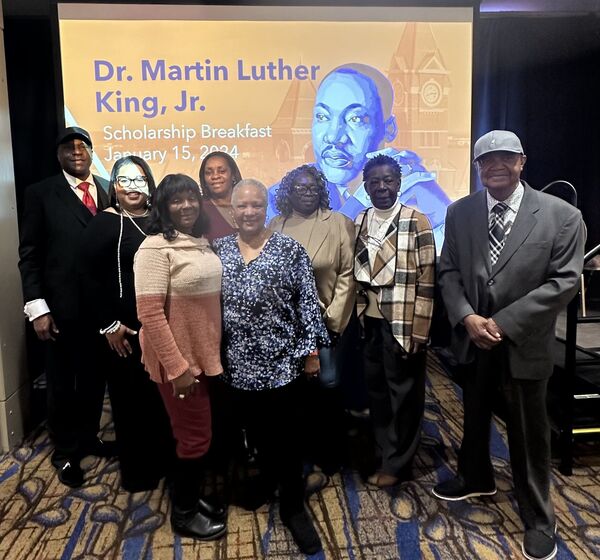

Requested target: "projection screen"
[{"left": 57, "top": 3, "right": 473, "bottom": 248}]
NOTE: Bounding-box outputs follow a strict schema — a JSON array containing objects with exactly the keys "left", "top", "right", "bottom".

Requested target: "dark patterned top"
[{"left": 213, "top": 231, "right": 329, "bottom": 391}]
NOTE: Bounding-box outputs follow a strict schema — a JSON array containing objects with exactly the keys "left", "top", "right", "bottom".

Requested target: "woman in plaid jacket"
[{"left": 354, "top": 154, "right": 436, "bottom": 488}]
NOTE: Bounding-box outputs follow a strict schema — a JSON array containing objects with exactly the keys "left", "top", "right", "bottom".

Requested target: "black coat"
[{"left": 18, "top": 173, "right": 109, "bottom": 324}]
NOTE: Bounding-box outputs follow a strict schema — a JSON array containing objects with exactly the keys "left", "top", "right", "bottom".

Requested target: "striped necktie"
[{"left": 489, "top": 202, "right": 508, "bottom": 265}]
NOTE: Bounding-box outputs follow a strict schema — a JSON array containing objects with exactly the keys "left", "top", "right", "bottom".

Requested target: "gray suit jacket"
[{"left": 439, "top": 182, "right": 585, "bottom": 379}]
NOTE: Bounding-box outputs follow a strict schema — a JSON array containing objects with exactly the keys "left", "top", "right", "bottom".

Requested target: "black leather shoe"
[
  {"left": 198, "top": 496, "right": 227, "bottom": 522},
  {"left": 80, "top": 438, "right": 118, "bottom": 459},
  {"left": 171, "top": 506, "right": 227, "bottom": 541},
  {"left": 522, "top": 528, "right": 557, "bottom": 560},
  {"left": 51, "top": 450, "right": 71, "bottom": 470},
  {"left": 282, "top": 509, "right": 322, "bottom": 555},
  {"left": 57, "top": 461, "right": 84, "bottom": 488},
  {"left": 432, "top": 476, "right": 496, "bottom": 501}
]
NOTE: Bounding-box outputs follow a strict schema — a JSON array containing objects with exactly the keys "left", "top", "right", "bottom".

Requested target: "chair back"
[
  {"left": 584, "top": 243, "right": 600, "bottom": 270},
  {"left": 541, "top": 180, "right": 578, "bottom": 207}
]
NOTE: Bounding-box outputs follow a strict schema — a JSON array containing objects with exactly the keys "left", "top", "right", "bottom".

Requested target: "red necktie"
[{"left": 78, "top": 181, "right": 97, "bottom": 215}]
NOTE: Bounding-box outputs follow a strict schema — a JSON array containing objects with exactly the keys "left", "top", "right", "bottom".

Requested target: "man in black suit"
[
  {"left": 433, "top": 130, "right": 585, "bottom": 560},
  {"left": 18, "top": 126, "right": 113, "bottom": 487}
]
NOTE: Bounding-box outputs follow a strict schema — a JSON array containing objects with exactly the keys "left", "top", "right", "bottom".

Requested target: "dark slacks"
[
  {"left": 363, "top": 316, "right": 427, "bottom": 477},
  {"left": 304, "top": 375, "right": 346, "bottom": 475},
  {"left": 458, "top": 346, "right": 555, "bottom": 532},
  {"left": 340, "top": 311, "right": 370, "bottom": 411},
  {"left": 225, "top": 375, "right": 306, "bottom": 520},
  {"left": 45, "top": 322, "right": 106, "bottom": 464},
  {"left": 104, "top": 337, "right": 175, "bottom": 492}
]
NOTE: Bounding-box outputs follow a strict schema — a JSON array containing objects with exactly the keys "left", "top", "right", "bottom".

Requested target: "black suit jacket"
[
  {"left": 18, "top": 173, "right": 109, "bottom": 324},
  {"left": 439, "top": 182, "right": 585, "bottom": 380}
]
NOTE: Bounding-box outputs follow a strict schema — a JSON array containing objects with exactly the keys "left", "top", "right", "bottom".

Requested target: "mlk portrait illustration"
[{"left": 267, "top": 62, "right": 451, "bottom": 248}]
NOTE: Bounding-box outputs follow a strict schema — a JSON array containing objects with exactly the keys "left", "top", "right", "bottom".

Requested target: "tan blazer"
[{"left": 270, "top": 209, "right": 356, "bottom": 334}]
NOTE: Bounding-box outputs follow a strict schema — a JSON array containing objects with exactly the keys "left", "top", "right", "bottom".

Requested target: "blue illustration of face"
[{"left": 312, "top": 70, "right": 386, "bottom": 186}]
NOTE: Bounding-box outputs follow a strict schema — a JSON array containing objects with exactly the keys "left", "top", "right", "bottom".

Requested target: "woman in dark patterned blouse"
[{"left": 212, "top": 179, "right": 329, "bottom": 556}]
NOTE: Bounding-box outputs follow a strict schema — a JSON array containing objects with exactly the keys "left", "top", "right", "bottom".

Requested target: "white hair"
[{"left": 231, "top": 178, "right": 268, "bottom": 206}]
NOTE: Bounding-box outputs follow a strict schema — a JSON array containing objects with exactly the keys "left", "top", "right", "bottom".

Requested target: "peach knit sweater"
[{"left": 134, "top": 233, "right": 223, "bottom": 383}]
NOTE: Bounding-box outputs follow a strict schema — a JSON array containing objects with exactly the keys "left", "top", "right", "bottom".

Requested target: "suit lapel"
[
  {"left": 307, "top": 209, "right": 330, "bottom": 263},
  {"left": 94, "top": 175, "right": 109, "bottom": 210},
  {"left": 471, "top": 191, "right": 492, "bottom": 275},
  {"left": 490, "top": 184, "right": 539, "bottom": 277},
  {"left": 53, "top": 175, "right": 94, "bottom": 226}
]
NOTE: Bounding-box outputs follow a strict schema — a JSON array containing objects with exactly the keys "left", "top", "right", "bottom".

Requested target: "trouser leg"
[
  {"left": 363, "top": 317, "right": 426, "bottom": 476},
  {"left": 363, "top": 317, "right": 391, "bottom": 470},
  {"left": 340, "top": 312, "right": 369, "bottom": 412},
  {"left": 457, "top": 353, "right": 497, "bottom": 488},
  {"left": 76, "top": 330, "right": 108, "bottom": 453},
  {"left": 157, "top": 376, "right": 211, "bottom": 459},
  {"left": 312, "top": 383, "right": 346, "bottom": 474},
  {"left": 44, "top": 327, "right": 80, "bottom": 463},
  {"left": 243, "top": 377, "right": 305, "bottom": 520},
  {"left": 105, "top": 339, "right": 175, "bottom": 491},
  {"left": 381, "top": 344, "right": 426, "bottom": 476},
  {"left": 502, "top": 372, "right": 555, "bottom": 532}
]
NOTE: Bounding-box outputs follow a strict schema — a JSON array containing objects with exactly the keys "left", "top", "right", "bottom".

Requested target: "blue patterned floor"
[{"left": 1, "top": 355, "right": 599, "bottom": 559}]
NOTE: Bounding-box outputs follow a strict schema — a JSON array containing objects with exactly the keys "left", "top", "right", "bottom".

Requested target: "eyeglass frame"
[
  {"left": 116, "top": 176, "right": 148, "bottom": 188},
  {"left": 292, "top": 183, "right": 320, "bottom": 196}
]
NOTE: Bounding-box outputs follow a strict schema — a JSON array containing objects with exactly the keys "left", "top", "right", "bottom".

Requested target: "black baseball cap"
[{"left": 56, "top": 126, "right": 93, "bottom": 149}]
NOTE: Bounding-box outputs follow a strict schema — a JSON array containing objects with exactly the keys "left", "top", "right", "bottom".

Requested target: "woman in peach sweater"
[{"left": 134, "top": 174, "right": 226, "bottom": 541}]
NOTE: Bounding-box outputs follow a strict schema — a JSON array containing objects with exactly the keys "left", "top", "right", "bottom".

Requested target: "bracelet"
[{"left": 99, "top": 321, "right": 121, "bottom": 335}]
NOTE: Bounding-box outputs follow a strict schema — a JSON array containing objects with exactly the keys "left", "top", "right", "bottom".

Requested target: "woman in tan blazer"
[{"left": 270, "top": 164, "right": 355, "bottom": 489}]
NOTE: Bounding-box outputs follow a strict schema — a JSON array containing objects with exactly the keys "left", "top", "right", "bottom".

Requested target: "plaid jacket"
[{"left": 354, "top": 205, "right": 436, "bottom": 353}]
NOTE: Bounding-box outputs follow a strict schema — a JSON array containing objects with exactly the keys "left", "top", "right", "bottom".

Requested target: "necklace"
[
  {"left": 121, "top": 208, "right": 149, "bottom": 237},
  {"left": 117, "top": 209, "right": 148, "bottom": 299},
  {"left": 366, "top": 205, "right": 400, "bottom": 247}
]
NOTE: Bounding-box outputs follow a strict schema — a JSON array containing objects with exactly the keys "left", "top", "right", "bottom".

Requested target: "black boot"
[
  {"left": 197, "top": 495, "right": 228, "bottom": 522},
  {"left": 170, "top": 505, "right": 227, "bottom": 541},
  {"left": 170, "top": 458, "right": 227, "bottom": 540},
  {"left": 282, "top": 509, "right": 323, "bottom": 555}
]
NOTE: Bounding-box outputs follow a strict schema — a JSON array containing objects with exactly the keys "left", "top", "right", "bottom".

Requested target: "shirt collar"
[
  {"left": 486, "top": 181, "right": 524, "bottom": 214},
  {"left": 63, "top": 170, "right": 94, "bottom": 190}
]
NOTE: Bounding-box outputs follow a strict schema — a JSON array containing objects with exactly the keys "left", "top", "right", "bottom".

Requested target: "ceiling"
[{"left": 3, "top": 0, "right": 600, "bottom": 18}]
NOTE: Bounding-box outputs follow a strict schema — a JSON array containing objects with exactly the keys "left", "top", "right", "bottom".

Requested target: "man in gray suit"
[{"left": 433, "top": 130, "right": 585, "bottom": 560}]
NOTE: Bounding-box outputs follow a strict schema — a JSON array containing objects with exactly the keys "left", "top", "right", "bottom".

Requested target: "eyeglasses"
[
  {"left": 117, "top": 176, "right": 148, "bottom": 188},
  {"left": 292, "top": 184, "right": 319, "bottom": 195}
]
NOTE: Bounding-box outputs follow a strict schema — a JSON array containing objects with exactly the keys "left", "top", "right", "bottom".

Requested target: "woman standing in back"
[{"left": 199, "top": 151, "right": 242, "bottom": 241}]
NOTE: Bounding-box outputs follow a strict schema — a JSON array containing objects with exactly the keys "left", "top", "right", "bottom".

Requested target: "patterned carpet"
[{"left": 1, "top": 354, "right": 599, "bottom": 560}]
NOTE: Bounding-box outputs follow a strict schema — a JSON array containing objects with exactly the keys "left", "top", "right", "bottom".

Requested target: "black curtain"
[
  {"left": 474, "top": 15, "right": 600, "bottom": 252},
  {"left": 5, "top": 17, "right": 61, "bottom": 215}
]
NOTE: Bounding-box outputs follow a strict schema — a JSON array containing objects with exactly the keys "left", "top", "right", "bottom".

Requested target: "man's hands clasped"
[{"left": 464, "top": 314, "right": 504, "bottom": 350}]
